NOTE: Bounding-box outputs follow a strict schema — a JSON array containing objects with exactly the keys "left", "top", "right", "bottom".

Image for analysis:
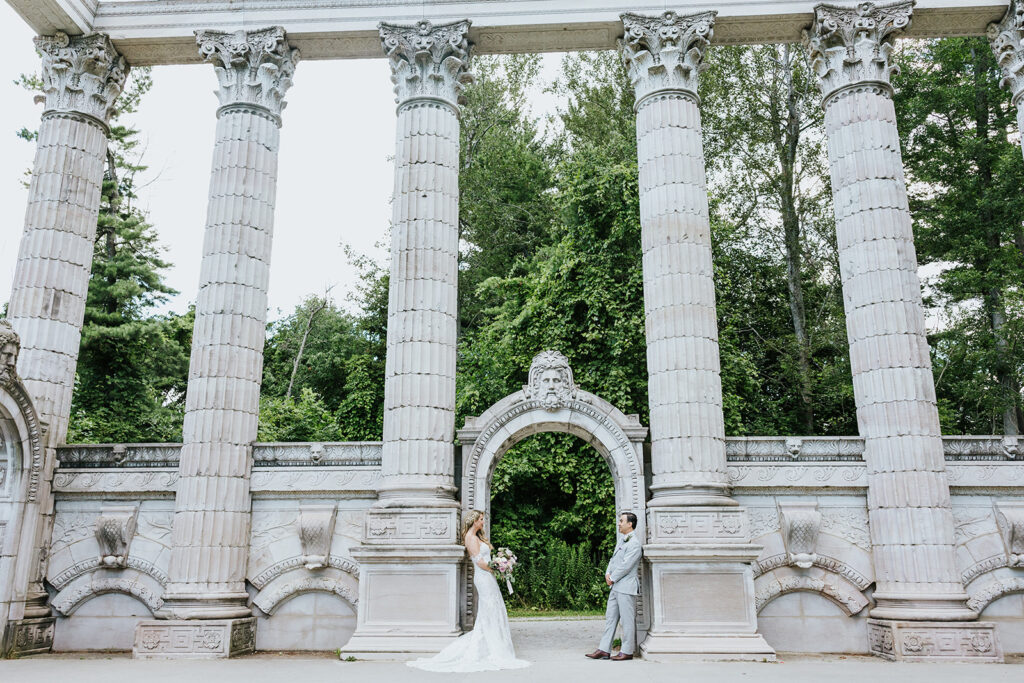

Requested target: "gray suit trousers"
[{"left": 598, "top": 589, "right": 636, "bottom": 655}]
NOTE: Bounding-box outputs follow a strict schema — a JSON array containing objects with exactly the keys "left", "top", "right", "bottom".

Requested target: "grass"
[{"left": 507, "top": 607, "right": 605, "bottom": 619}]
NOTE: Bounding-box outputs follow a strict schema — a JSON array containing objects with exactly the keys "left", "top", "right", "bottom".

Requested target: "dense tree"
[{"left": 895, "top": 38, "right": 1024, "bottom": 434}]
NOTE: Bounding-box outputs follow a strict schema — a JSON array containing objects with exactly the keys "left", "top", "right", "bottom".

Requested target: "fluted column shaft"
[
  {"left": 162, "top": 28, "right": 297, "bottom": 617},
  {"left": 7, "top": 32, "right": 126, "bottom": 445},
  {"left": 378, "top": 20, "right": 471, "bottom": 501},
  {"left": 808, "top": 2, "right": 971, "bottom": 619},
  {"left": 621, "top": 11, "right": 730, "bottom": 505}
]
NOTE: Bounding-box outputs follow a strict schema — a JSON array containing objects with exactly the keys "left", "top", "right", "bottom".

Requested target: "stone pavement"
[{"left": 1, "top": 618, "right": 1021, "bottom": 683}]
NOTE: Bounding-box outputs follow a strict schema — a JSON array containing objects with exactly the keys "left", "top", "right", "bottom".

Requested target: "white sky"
[{"left": 0, "top": 2, "right": 401, "bottom": 320}]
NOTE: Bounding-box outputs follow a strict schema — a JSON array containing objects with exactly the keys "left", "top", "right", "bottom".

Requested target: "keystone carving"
[
  {"left": 804, "top": 1, "right": 914, "bottom": 103},
  {"left": 298, "top": 504, "right": 337, "bottom": 570},
  {"left": 95, "top": 505, "right": 139, "bottom": 568},
  {"left": 380, "top": 19, "right": 473, "bottom": 110},
  {"left": 778, "top": 502, "right": 822, "bottom": 569},
  {"left": 0, "top": 320, "right": 20, "bottom": 386},
  {"left": 522, "top": 350, "right": 579, "bottom": 411},
  {"left": 34, "top": 32, "right": 128, "bottom": 126},
  {"left": 619, "top": 10, "right": 716, "bottom": 103},
  {"left": 993, "top": 500, "right": 1024, "bottom": 567},
  {"left": 989, "top": 1, "right": 1024, "bottom": 104},
  {"left": 195, "top": 26, "right": 299, "bottom": 119}
]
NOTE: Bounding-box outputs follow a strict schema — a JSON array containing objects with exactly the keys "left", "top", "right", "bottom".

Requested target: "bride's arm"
[{"left": 464, "top": 535, "right": 492, "bottom": 572}]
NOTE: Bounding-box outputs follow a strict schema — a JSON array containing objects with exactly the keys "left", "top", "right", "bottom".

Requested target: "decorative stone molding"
[
  {"left": 867, "top": 619, "right": 1003, "bottom": 662},
  {"left": 250, "top": 554, "right": 359, "bottom": 590},
  {"left": 365, "top": 509, "right": 454, "bottom": 542},
  {"left": 195, "top": 26, "right": 298, "bottom": 122},
  {"left": 134, "top": 618, "right": 255, "bottom": 659},
  {"left": 298, "top": 504, "right": 337, "bottom": 570},
  {"left": 754, "top": 553, "right": 871, "bottom": 590},
  {"left": 49, "top": 555, "right": 168, "bottom": 591},
  {"left": 380, "top": 19, "right": 472, "bottom": 111},
  {"left": 648, "top": 507, "right": 747, "bottom": 543},
  {"left": 253, "top": 576, "right": 358, "bottom": 615},
  {"left": 0, "top": 329, "right": 44, "bottom": 503},
  {"left": 95, "top": 504, "right": 139, "bottom": 568},
  {"left": 33, "top": 31, "right": 127, "bottom": 129},
  {"left": 989, "top": 1, "right": 1024, "bottom": 104},
  {"left": 754, "top": 571, "right": 869, "bottom": 615},
  {"left": 778, "top": 502, "right": 822, "bottom": 569},
  {"left": 804, "top": 1, "right": 913, "bottom": 104},
  {"left": 52, "top": 575, "right": 164, "bottom": 616},
  {"left": 619, "top": 10, "right": 716, "bottom": 104},
  {"left": 966, "top": 576, "right": 1024, "bottom": 612},
  {"left": 521, "top": 350, "right": 580, "bottom": 411},
  {"left": 993, "top": 500, "right": 1024, "bottom": 567}
]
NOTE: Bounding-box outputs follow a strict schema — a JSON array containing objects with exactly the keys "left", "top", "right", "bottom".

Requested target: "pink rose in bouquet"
[{"left": 489, "top": 547, "right": 518, "bottom": 594}]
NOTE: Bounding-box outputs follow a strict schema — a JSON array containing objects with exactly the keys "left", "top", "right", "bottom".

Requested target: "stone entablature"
[{"left": 10, "top": 0, "right": 1006, "bottom": 65}]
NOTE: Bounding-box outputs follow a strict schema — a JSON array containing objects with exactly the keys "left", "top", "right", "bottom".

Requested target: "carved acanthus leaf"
[
  {"left": 298, "top": 504, "right": 337, "bottom": 570},
  {"left": 778, "top": 502, "right": 822, "bottom": 569},
  {"left": 804, "top": 1, "right": 913, "bottom": 102},
  {"left": 196, "top": 26, "right": 299, "bottom": 118},
  {"left": 380, "top": 19, "right": 473, "bottom": 110},
  {"left": 34, "top": 32, "right": 128, "bottom": 125},
  {"left": 990, "top": 1, "right": 1024, "bottom": 104},
  {"left": 95, "top": 505, "right": 139, "bottom": 568},
  {"left": 619, "top": 10, "right": 716, "bottom": 103}
]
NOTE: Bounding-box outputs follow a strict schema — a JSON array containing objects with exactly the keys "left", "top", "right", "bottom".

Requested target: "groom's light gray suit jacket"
[{"left": 605, "top": 533, "right": 642, "bottom": 595}]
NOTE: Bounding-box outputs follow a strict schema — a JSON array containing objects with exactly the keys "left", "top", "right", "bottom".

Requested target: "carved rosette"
[
  {"left": 619, "top": 10, "right": 716, "bottom": 105},
  {"left": 33, "top": 32, "right": 127, "bottom": 129},
  {"left": 379, "top": 19, "right": 473, "bottom": 112},
  {"left": 804, "top": 1, "right": 913, "bottom": 105},
  {"left": 990, "top": 1, "right": 1024, "bottom": 105},
  {"left": 195, "top": 26, "right": 299, "bottom": 122}
]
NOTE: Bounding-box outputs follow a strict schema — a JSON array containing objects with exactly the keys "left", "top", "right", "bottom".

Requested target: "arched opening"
[{"left": 490, "top": 432, "right": 616, "bottom": 613}]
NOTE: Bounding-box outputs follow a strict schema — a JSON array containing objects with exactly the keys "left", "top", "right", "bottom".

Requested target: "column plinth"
[
  {"left": 807, "top": 1, "right": 998, "bottom": 661},
  {"left": 340, "top": 19, "right": 471, "bottom": 659},
  {"left": 621, "top": 11, "right": 773, "bottom": 661},
  {"left": 135, "top": 27, "right": 297, "bottom": 659}
]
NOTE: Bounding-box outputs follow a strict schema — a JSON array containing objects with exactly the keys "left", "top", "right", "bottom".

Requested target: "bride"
[{"left": 407, "top": 509, "right": 530, "bottom": 672}]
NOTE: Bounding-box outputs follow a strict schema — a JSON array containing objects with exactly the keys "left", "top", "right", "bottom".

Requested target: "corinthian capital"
[
  {"left": 619, "top": 10, "right": 716, "bottom": 104},
  {"left": 989, "top": 1, "right": 1024, "bottom": 105},
  {"left": 379, "top": 19, "right": 473, "bottom": 112},
  {"left": 34, "top": 32, "right": 128, "bottom": 128},
  {"left": 804, "top": 1, "right": 913, "bottom": 104},
  {"left": 195, "top": 26, "right": 299, "bottom": 122}
]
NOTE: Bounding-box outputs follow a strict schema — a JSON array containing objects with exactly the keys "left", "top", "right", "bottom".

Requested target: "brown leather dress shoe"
[
  {"left": 610, "top": 652, "right": 634, "bottom": 661},
  {"left": 585, "top": 649, "right": 611, "bottom": 659}
]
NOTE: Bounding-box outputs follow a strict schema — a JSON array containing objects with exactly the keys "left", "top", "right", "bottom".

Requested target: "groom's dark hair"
[{"left": 620, "top": 511, "right": 637, "bottom": 530}]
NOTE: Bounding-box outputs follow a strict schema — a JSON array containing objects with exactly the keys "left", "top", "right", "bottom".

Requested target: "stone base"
[
  {"left": 1, "top": 617, "right": 55, "bottom": 657},
  {"left": 133, "top": 617, "right": 256, "bottom": 659},
  {"left": 867, "top": 619, "right": 1003, "bottom": 662},
  {"left": 640, "top": 633, "right": 776, "bottom": 662},
  {"left": 339, "top": 544, "right": 465, "bottom": 660}
]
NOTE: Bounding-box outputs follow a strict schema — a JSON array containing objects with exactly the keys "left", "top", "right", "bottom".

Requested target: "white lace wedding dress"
[{"left": 407, "top": 544, "right": 530, "bottom": 672}]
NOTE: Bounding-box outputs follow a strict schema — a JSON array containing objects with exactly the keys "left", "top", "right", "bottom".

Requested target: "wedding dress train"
[{"left": 407, "top": 544, "right": 530, "bottom": 672}]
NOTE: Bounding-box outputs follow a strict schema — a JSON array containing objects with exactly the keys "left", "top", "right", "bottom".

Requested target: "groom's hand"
[{"left": 605, "top": 573, "right": 613, "bottom": 586}]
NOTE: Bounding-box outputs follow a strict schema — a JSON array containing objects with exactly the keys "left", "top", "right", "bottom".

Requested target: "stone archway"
[{"left": 456, "top": 351, "right": 648, "bottom": 630}]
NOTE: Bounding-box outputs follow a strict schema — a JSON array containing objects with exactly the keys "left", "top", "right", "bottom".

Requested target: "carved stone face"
[{"left": 540, "top": 369, "right": 564, "bottom": 399}]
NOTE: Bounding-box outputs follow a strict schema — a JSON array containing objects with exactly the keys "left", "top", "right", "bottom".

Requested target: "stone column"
[
  {"left": 990, "top": 1, "right": 1024, "bottom": 159},
  {"left": 620, "top": 11, "right": 773, "bottom": 661},
  {"left": 341, "top": 19, "right": 470, "bottom": 658},
  {"left": 3, "top": 31, "right": 126, "bottom": 656},
  {"left": 133, "top": 27, "right": 297, "bottom": 660},
  {"left": 7, "top": 32, "right": 126, "bottom": 445},
  {"left": 807, "top": 2, "right": 999, "bottom": 661}
]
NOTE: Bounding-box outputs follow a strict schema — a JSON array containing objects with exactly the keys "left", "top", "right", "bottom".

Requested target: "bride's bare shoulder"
[{"left": 464, "top": 533, "right": 480, "bottom": 553}]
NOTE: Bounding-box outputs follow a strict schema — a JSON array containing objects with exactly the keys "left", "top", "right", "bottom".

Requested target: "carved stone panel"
[
  {"left": 778, "top": 502, "right": 822, "bottom": 569},
  {"left": 298, "top": 504, "right": 337, "bottom": 570},
  {"left": 993, "top": 500, "right": 1024, "bottom": 567},
  {"left": 648, "top": 507, "right": 748, "bottom": 543},
  {"left": 867, "top": 619, "right": 1003, "bottom": 662},
  {"left": 134, "top": 617, "right": 255, "bottom": 659}
]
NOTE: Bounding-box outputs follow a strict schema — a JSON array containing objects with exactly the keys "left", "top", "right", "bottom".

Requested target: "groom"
[{"left": 586, "top": 511, "right": 642, "bottom": 661}]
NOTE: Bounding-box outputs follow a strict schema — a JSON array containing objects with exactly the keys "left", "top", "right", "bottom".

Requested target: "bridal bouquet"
[{"left": 489, "top": 547, "right": 518, "bottom": 594}]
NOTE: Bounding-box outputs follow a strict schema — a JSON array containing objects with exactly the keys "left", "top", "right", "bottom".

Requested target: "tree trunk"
[{"left": 286, "top": 297, "right": 329, "bottom": 399}]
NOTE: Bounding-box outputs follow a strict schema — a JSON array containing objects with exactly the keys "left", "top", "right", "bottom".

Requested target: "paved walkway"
[{"left": 2, "top": 619, "right": 1021, "bottom": 683}]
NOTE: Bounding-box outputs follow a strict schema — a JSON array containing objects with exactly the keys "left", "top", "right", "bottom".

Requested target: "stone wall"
[{"left": 36, "top": 436, "right": 1024, "bottom": 654}]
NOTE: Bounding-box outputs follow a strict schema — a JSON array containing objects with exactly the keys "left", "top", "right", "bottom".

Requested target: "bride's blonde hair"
[{"left": 462, "top": 509, "right": 492, "bottom": 549}]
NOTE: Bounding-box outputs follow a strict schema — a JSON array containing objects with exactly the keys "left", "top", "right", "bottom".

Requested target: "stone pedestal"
[
  {"left": 1, "top": 617, "right": 55, "bottom": 658},
  {"left": 640, "top": 507, "right": 774, "bottom": 661},
  {"left": 133, "top": 618, "right": 255, "bottom": 659},
  {"left": 340, "top": 545, "right": 464, "bottom": 659},
  {"left": 867, "top": 619, "right": 1003, "bottom": 662}
]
